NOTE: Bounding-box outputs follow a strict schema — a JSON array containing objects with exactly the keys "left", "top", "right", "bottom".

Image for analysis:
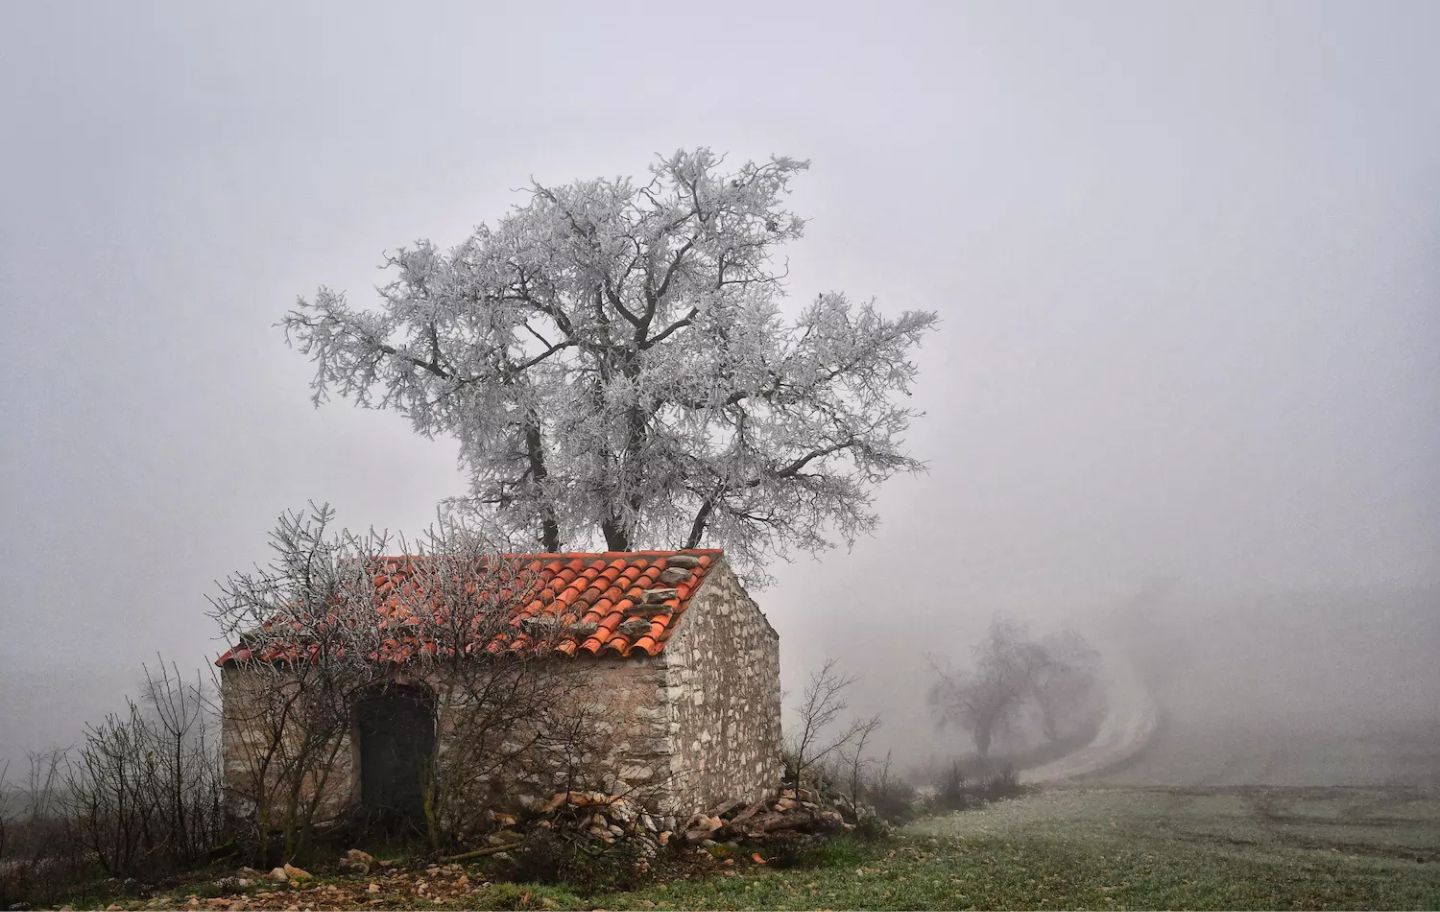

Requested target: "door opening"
[{"left": 354, "top": 683, "right": 435, "bottom": 834}]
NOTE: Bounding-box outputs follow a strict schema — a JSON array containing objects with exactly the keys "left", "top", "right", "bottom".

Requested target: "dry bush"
[
  {"left": 1, "top": 661, "right": 224, "bottom": 907},
  {"left": 212, "top": 505, "right": 614, "bottom": 861},
  {"left": 857, "top": 752, "right": 918, "bottom": 825},
  {"left": 979, "top": 767, "right": 1024, "bottom": 801},
  {"left": 782, "top": 659, "right": 909, "bottom": 836},
  {"left": 0, "top": 751, "right": 90, "bottom": 909},
  {"left": 932, "top": 761, "right": 1025, "bottom": 812},
  {"left": 934, "top": 760, "right": 973, "bottom": 811},
  {"left": 402, "top": 546, "right": 618, "bottom": 850},
  {"left": 218, "top": 661, "right": 359, "bottom": 864},
  {"left": 786, "top": 658, "right": 881, "bottom": 793},
  {"left": 64, "top": 661, "right": 225, "bottom": 878}
]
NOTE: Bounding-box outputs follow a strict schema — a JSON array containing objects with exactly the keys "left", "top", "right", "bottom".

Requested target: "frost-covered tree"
[{"left": 284, "top": 149, "right": 936, "bottom": 578}]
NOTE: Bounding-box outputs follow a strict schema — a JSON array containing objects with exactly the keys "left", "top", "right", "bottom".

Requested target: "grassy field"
[
  {"left": 590, "top": 786, "right": 1439, "bottom": 910},
  {"left": 102, "top": 785, "right": 1440, "bottom": 910}
]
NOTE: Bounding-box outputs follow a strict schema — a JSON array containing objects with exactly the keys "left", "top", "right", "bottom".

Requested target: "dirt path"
[{"left": 1021, "top": 635, "right": 1159, "bottom": 784}]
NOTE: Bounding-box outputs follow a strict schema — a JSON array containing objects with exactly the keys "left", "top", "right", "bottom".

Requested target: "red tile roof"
[{"left": 216, "top": 549, "right": 722, "bottom": 666}]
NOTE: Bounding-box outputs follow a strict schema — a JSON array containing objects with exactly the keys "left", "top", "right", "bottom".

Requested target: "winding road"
[
  {"left": 1019, "top": 597, "right": 1440, "bottom": 789},
  {"left": 1021, "top": 634, "right": 1159, "bottom": 784}
]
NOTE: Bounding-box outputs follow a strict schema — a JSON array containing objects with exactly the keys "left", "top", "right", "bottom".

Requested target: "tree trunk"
[
  {"left": 1037, "top": 700, "right": 1060, "bottom": 742},
  {"left": 686, "top": 495, "right": 716, "bottom": 549},
  {"left": 523, "top": 421, "right": 561, "bottom": 552},
  {"left": 974, "top": 724, "right": 991, "bottom": 758},
  {"left": 601, "top": 516, "right": 630, "bottom": 551}
]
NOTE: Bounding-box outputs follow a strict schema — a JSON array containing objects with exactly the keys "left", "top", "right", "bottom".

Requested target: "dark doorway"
[{"left": 354, "top": 683, "right": 435, "bottom": 834}]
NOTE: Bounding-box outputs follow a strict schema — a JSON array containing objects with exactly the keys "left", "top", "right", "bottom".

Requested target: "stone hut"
[{"left": 217, "top": 549, "right": 782, "bottom": 825}]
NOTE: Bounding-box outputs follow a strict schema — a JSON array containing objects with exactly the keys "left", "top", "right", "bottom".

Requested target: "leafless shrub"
[
  {"left": 425, "top": 644, "right": 617, "bottom": 849},
  {"left": 980, "top": 767, "right": 1024, "bottom": 800},
  {"left": 66, "top": 705, "right": 154, "bottom": 875},
  {"left": 506, "top": 824, "right": 656, "bottom": 893},
  {"left": 63, "top": 662, "right": 224, "bottom": 877},
  {"left": 932, "top": 761, "right": 1025, "bottom": 813},
  {"left": 383, "top": 536, "right": 620, "bottom": 848},
  {"left": 837, "top": 715, "right": 882, "bottom": 816},
  {"left": 934, "top": 760, "right": 971, "bottom": 811},
  {"left": 1, "top": 662, "right": 223, "bottom": 906},
  {"left": 218, "top": 660, "right": 357, "bottom": 864},
  {"left": 814, "top": 739, "right": 916, "bottom": 833},
  {"left": 139, "top": 660, "right": 226, "bottom": 863},
  {"left": 0, "top": 751, "right": 89, "bottom": 909},
  {"left": 785, "top": 658, "right": 883, "bottom": 798},
  {"left": 211, "top": 504, "right": 613, "bottom": 860},
  {"left": 858, "top": 751, "right": 917, "bottom": 824}
]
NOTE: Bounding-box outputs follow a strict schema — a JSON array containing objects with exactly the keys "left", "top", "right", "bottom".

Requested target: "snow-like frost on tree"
[{"left": 283, "top": 149, "right": 937, "bottom": 582}]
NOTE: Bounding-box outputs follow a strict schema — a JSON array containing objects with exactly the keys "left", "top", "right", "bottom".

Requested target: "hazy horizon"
[{"left": 3, "top": 1, "right": 1437, "bottom": 779}]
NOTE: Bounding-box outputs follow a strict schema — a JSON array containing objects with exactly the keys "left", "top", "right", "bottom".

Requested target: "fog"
[
  {"left": 2, "top": 1, "right": 1437, "bottom": 785},
  {"left": 1104, "top": 584, "right": 1440, "bottom": 786}
]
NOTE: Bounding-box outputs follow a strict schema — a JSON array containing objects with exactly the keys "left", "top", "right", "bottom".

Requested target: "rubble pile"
[
  {"left": 474, "top": 784, "right": 855, "bottom": 860},
  {"left": 518, "top": 789, "right": 671, "bottom": 855},
  {"left": 99, "top": 788, "right": 866, "bottom": 909}
]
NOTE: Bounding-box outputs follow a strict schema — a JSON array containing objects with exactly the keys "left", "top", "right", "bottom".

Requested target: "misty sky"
[{"left": 2, "top": 1, "right": 1437, "bottom": 771}]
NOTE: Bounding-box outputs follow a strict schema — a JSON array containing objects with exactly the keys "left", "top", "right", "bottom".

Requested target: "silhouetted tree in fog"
[{"left": 929, "top": 618, "right": 1100, "bottom": 757}]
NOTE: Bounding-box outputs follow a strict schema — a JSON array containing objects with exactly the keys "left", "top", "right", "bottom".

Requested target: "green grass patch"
[{"left": 592, "top": 786, "right": 1440, "bottom": 910}]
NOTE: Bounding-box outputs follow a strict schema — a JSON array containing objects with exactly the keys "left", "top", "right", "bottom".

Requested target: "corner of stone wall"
[
  {"left": 657, "top": 556, "right": 784, "bottom": 817},
  {"left": 649, "top": 642, "right": 690, "bottom": 817}
]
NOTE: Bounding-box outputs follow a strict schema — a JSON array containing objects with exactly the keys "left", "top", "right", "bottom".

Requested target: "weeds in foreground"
[
  {"left": 505, "top": 829, "right": 656, "bottom": 893},
  {"left": 472, "top": 881, "right": 581, "bottom": 910},
  {"left": 934, "top": 763, "right": 1027, "bottom": 812}
]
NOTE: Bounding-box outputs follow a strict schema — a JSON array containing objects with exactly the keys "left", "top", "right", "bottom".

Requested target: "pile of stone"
[
  {"left": 525, "top": 789, "right": 677, "bottom": 852},
  {"left": 462, "top": 785, "right": 852, "bottom": 860}
]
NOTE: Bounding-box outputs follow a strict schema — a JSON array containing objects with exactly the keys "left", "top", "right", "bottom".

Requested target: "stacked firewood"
[{"left": 682, "top": 787, "right": 850, "bottom": 844}]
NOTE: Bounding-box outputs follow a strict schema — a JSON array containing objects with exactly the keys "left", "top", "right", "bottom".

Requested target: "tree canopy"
[{"left": 284, "top": 149, "right": 936, "bottom": 579}]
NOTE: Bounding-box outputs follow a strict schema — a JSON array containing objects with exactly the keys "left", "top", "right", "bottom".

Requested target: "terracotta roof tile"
[{"left": 217, "top": 549, "right": 720, "bottom": 666}]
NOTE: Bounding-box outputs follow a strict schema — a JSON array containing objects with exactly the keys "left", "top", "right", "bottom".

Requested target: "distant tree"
[
  {"left": 929, "top": 618, "right": 1099, "bottom": 757},
  {"left": 1028, "top": 630, "right": 1100, "bottom": 742},
  {"left": 283, "top": 149, "right": 936, "bottom": 580}
]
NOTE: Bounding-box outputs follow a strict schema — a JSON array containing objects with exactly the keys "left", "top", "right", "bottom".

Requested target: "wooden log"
[
  {"left": 728, "top": 797, "right": 767, "bottom": 826},
  {"left": 708, "top": 796, "right": 747, "bottom": 819},
  {"left": 441, "top": 842, "right": 523, "bottom": 862},
  {"left": 718, "top": 809, "right": 823, "bottom": 839}
]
